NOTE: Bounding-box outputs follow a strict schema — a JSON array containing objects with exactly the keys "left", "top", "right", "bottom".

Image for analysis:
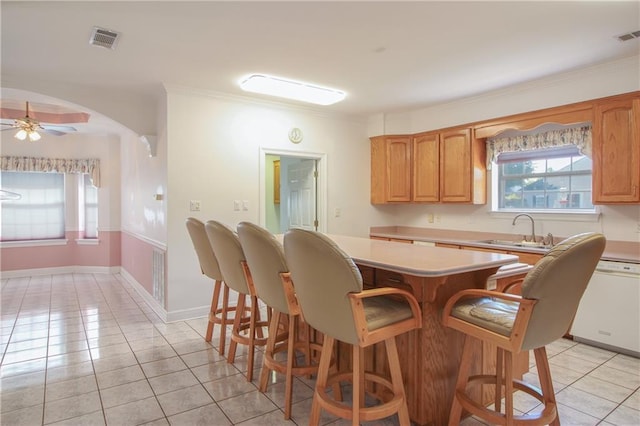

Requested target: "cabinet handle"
[{"left": 385, "top": 277, "right": 402, "bottom": 283}]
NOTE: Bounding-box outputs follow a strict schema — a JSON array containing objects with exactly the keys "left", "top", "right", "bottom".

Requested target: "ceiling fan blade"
[
  {"left": 40, "top": 128, "right": 66, "bottom": 136},
  {"left": 41, "top": 124, "right": 76, "bottom": 132}
]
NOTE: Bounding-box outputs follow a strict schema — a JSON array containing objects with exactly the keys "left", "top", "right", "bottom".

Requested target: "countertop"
[
  {"left": 323, "top": 234, "right": 518, "bottom": 277},
  {"left": 370, "top": 226, "right": 640, "bottom": 264}
]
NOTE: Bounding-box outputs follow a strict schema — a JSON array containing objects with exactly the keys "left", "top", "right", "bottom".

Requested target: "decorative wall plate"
[{"left": 288, "top": 127, "right": 303, "bottom": 144}]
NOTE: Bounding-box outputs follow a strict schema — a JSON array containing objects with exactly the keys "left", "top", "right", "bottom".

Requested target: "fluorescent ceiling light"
[{"left": 240, "top": 74, "right": 346, "bottom": 106}]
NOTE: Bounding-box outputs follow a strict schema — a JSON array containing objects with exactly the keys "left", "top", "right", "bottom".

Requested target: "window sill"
[
  {"left": 0, "top": 239, "right": 69, "bottom": 248},
  {"left": 76, "top": 238, "right": 100, "bottom": 245},
  {"left": 489, "top": 209, "right": 602, "bottom": 222}
]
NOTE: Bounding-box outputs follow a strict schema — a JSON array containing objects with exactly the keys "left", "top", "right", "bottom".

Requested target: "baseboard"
[
  {"left": 165, "top": 305, "right": 211, "bottom": 323},
  {"left": 0, "top": 265, "right": 120, "bottom": 278},
  {"left": 119, "top": 268, "right": 168, "bottom": 323},
  {"left": 119, "top": 269, "right": 212, "bottom": 323}
]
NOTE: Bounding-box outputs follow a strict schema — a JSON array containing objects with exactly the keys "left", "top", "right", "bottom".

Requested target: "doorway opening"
[{"left": 260, "top": 148, "right": 326, "bottom": 234}]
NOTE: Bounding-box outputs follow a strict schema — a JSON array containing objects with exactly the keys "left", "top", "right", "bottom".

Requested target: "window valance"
[
  {"left": 0, "top": 156, "right": 101, "bottom": 187},
  {"left": 486, "top": 125, "right": 592, "bottom": 170}
]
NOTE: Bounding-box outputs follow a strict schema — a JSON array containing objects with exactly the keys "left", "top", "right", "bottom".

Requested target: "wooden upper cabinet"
[
  {"left": 370, "top": 135, "right": 412, "bottom": 203},
  {"left": 413, "top": 133, "right": 440, "bottom": 202},
  {"left": 371, "top": 128, "right": 486, "bottom": 204},
  {"left": 593, "top": 95, "right": 640, "bottom": 203},
  {"left": 387, "top": 136, "right": 412, "bottom": 201},
  {"left": 440, "top": 129, "right": 472, "bottom": 202},
  {"left": 439, "top": 128, "right": 486, "bottom": 204}
]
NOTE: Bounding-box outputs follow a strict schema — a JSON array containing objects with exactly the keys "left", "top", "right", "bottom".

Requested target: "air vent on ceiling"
[
  {"left": 617, "top": 30, "right": 640, "bottom": 42},
  {"left": 89, "top": 26, "right": 120, "bottom": 50}
]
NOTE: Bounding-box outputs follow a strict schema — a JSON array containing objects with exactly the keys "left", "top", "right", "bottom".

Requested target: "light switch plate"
[{"left": 189, "top": 200, "right": 201, "bottom": 211}]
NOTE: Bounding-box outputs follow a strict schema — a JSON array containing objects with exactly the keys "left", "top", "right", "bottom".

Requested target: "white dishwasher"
[{"left": 571, "top": 259, "right": 640, "bottom": 357}]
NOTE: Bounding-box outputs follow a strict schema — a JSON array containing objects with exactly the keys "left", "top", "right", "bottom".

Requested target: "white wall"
[
  {"left": 383, "top": 56, "right": 640, "bottom": 135},
  {"left": 119, "top": 106, "right": 167, "bottom": 244},
  {"left": 163, "top": 88, "right": 390, "bottom": 315}
]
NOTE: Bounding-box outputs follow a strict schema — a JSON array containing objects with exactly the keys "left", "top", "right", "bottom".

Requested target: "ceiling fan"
[{"left": 1, "top": 101, "right": 77, "bottom": 141}]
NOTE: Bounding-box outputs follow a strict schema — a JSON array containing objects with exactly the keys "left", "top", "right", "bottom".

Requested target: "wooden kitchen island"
[{"left": 323, "top": 235, "right": 521, "bottom": 426}]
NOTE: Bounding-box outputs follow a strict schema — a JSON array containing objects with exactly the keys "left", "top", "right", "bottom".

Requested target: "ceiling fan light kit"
[
  {"left": 1, "top": 101, "right": 77, "bottom": 141},
  {"left": 14, "top": 128, "right": 41, "bottom": 142}
]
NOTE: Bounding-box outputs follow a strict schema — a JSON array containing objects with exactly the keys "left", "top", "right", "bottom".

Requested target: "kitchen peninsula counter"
[
  {"left": 370, "top": 225, "right": 640, "bottom": 263},
  {"left": 318, "top": 234, "right": 520, "bottom": 425}
]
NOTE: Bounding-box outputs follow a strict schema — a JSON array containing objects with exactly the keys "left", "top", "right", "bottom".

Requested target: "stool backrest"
[
  {"left": 186, "top": 217, "right": 223, "bottom": 281},
  {"left": 520, "top": 232, "right": 605, "bottom": 350},
  {"left": 205, "top": 220, "right": 249, "bottom": 295},
  {"left": 284, "top": 229, "right": 362, "bottom": 345},
  {"left": 237, "top": 222, "right": 289, "bottom": 314}
]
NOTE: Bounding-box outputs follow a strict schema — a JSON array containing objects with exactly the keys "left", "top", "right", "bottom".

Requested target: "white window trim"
[
  {"left": 490, "top": 165, "right": 596, "bottom": 215},
  {"left": 0, "top": 239, "right": 69, "bottom": 248},
  {"left": 488, "top": 210, "right": 602, "bottom": 223},
  {"left": 75, "top": 238, "right": 100, "bottom": 245}
]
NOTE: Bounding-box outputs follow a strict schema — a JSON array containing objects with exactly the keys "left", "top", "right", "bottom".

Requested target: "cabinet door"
[
  {"left": 386, "top": 136, "right": 412, "bottom": 202},
  {"left": 440, "top": 128, "right": 472, "bottom": 202},
  {"left": 509, "top": 251, "right": 543, "bottom": 266},
  {"left": 413, "top": 133, "right": 440, "bottom": 202},
  {"left": 593, "top": 97, "right": 640, "bottom": 203}
]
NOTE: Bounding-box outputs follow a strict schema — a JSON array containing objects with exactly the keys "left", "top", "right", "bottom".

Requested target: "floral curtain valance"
[
  {"left": 486, "top": 125, "right": 592, "bottom": 170},
  {"left": 0, "top": 156, "right": 101, "bottom": 187}
]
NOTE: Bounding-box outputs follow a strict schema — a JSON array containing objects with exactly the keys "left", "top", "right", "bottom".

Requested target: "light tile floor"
[{"left": 1, "top": 273, "right": 639, "bottom": 425}]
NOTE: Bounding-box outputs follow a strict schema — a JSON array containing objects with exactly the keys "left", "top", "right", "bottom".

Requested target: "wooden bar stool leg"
[
  {"left": 227, "top": 293, "right": 246, "bottom": 364},
  {"left": 219, "top": 284, "right": 230, "bottom": 356},
  {"left": 206, "top": 280, "right": 222, "bottom": 342},
  {"left": 284, "top": 313, "right": 296, "bottom": 419},
  {"left": 448, "top": 336, "right": 474, "bottom": 426},
  {"left": 504, "top": 351, "right": 514, "bottom": 424},
  {"left": 259, "top": 311, "right": 281, "bottom": 392},
  {"left": 352, "top": 345, "right": 364, "bottom": 426},
  {"left": 246, "top": 295, "right": 259, "bottom": 382},
  {"left": 311, "top": 335, "right": 335, "bottom": 426},
  {"left": 386, "top": 337, "right": 410, "bottom": 426},
  {"left": 496, "top": 347, "right": 504, "bottom": 412},
  {"left": 534, "top": 346, "right": 559, "bottom": 426}
]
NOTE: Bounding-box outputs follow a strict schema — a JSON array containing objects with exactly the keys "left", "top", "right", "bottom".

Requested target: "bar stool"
[
  {"left": 442, "top": 232, "right": 605, "bottom": 426},
  {"left": 237, "top": 221, "right": 324, "bottom": 419},
  {"left": 185, "top": 217, "right": 247, "bottom": 355},
  {"left": 283, "top": 229, "right": 422, "bottom": 426},
  {"left": 204, "top": 220, "right": 269, "bottom": 381}
]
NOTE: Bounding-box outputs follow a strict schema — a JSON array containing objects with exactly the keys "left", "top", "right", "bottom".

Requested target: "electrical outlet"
[
  {"left": 189, "top": 200, "right": 201, "bottom": 211},
  {"left": 435, "top": 214, "right": 441, "bottom": 223},
  {"left": 233, "top": 200, "right": 241, "bottom": 211},
  {"left": 427, "top": 213, "right": 434, "bottom": 223},
  {"left": 334, "top": 208, "right": 341, "bottom": 217},
  {"left": 242, "top": 200, "right": 249, "bottom": 211}
]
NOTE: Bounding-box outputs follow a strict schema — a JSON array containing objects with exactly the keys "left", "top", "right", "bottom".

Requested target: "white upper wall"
[
  {"left": 162, "top": 88, "right": 394, "bottom": 313},
  {"left": 371, "top": 56, "right": 640, "bottom": 136}
]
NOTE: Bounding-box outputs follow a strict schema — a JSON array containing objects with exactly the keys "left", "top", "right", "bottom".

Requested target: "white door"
[{"left": 287, "top": 159, "right": 317, "bottom": 230}]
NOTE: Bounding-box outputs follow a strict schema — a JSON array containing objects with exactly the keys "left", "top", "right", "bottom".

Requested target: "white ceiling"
[{"left": 1, "top": 1, "right": 639, "bottom": 120}]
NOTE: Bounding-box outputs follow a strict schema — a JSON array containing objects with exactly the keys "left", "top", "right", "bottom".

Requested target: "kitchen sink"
[{"left": 475, "top": 239, "right": 549, "bottom": 249}]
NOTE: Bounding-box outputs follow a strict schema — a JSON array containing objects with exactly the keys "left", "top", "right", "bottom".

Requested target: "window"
[
  {"left": 81, "top": 174, "right": 98, "bottom": 239},
  {"left": 495, "top": 146, "right": 593, "bottom": 211},
  {"left": 1, "top": 171, "right": 66, "bottom": 241}
]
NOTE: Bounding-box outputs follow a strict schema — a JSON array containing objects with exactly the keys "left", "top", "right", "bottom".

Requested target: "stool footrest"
[
  {"left": 458, "top": 374, "right": 558, "bottom": 426},
  {"left": 317, "top": 371, "right": 405, "bottom": 423}
]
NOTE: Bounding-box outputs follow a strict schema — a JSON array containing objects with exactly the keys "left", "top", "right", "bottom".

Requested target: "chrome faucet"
[{"left": 512, "top": 213, "right": 536, "bottom": 242}]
